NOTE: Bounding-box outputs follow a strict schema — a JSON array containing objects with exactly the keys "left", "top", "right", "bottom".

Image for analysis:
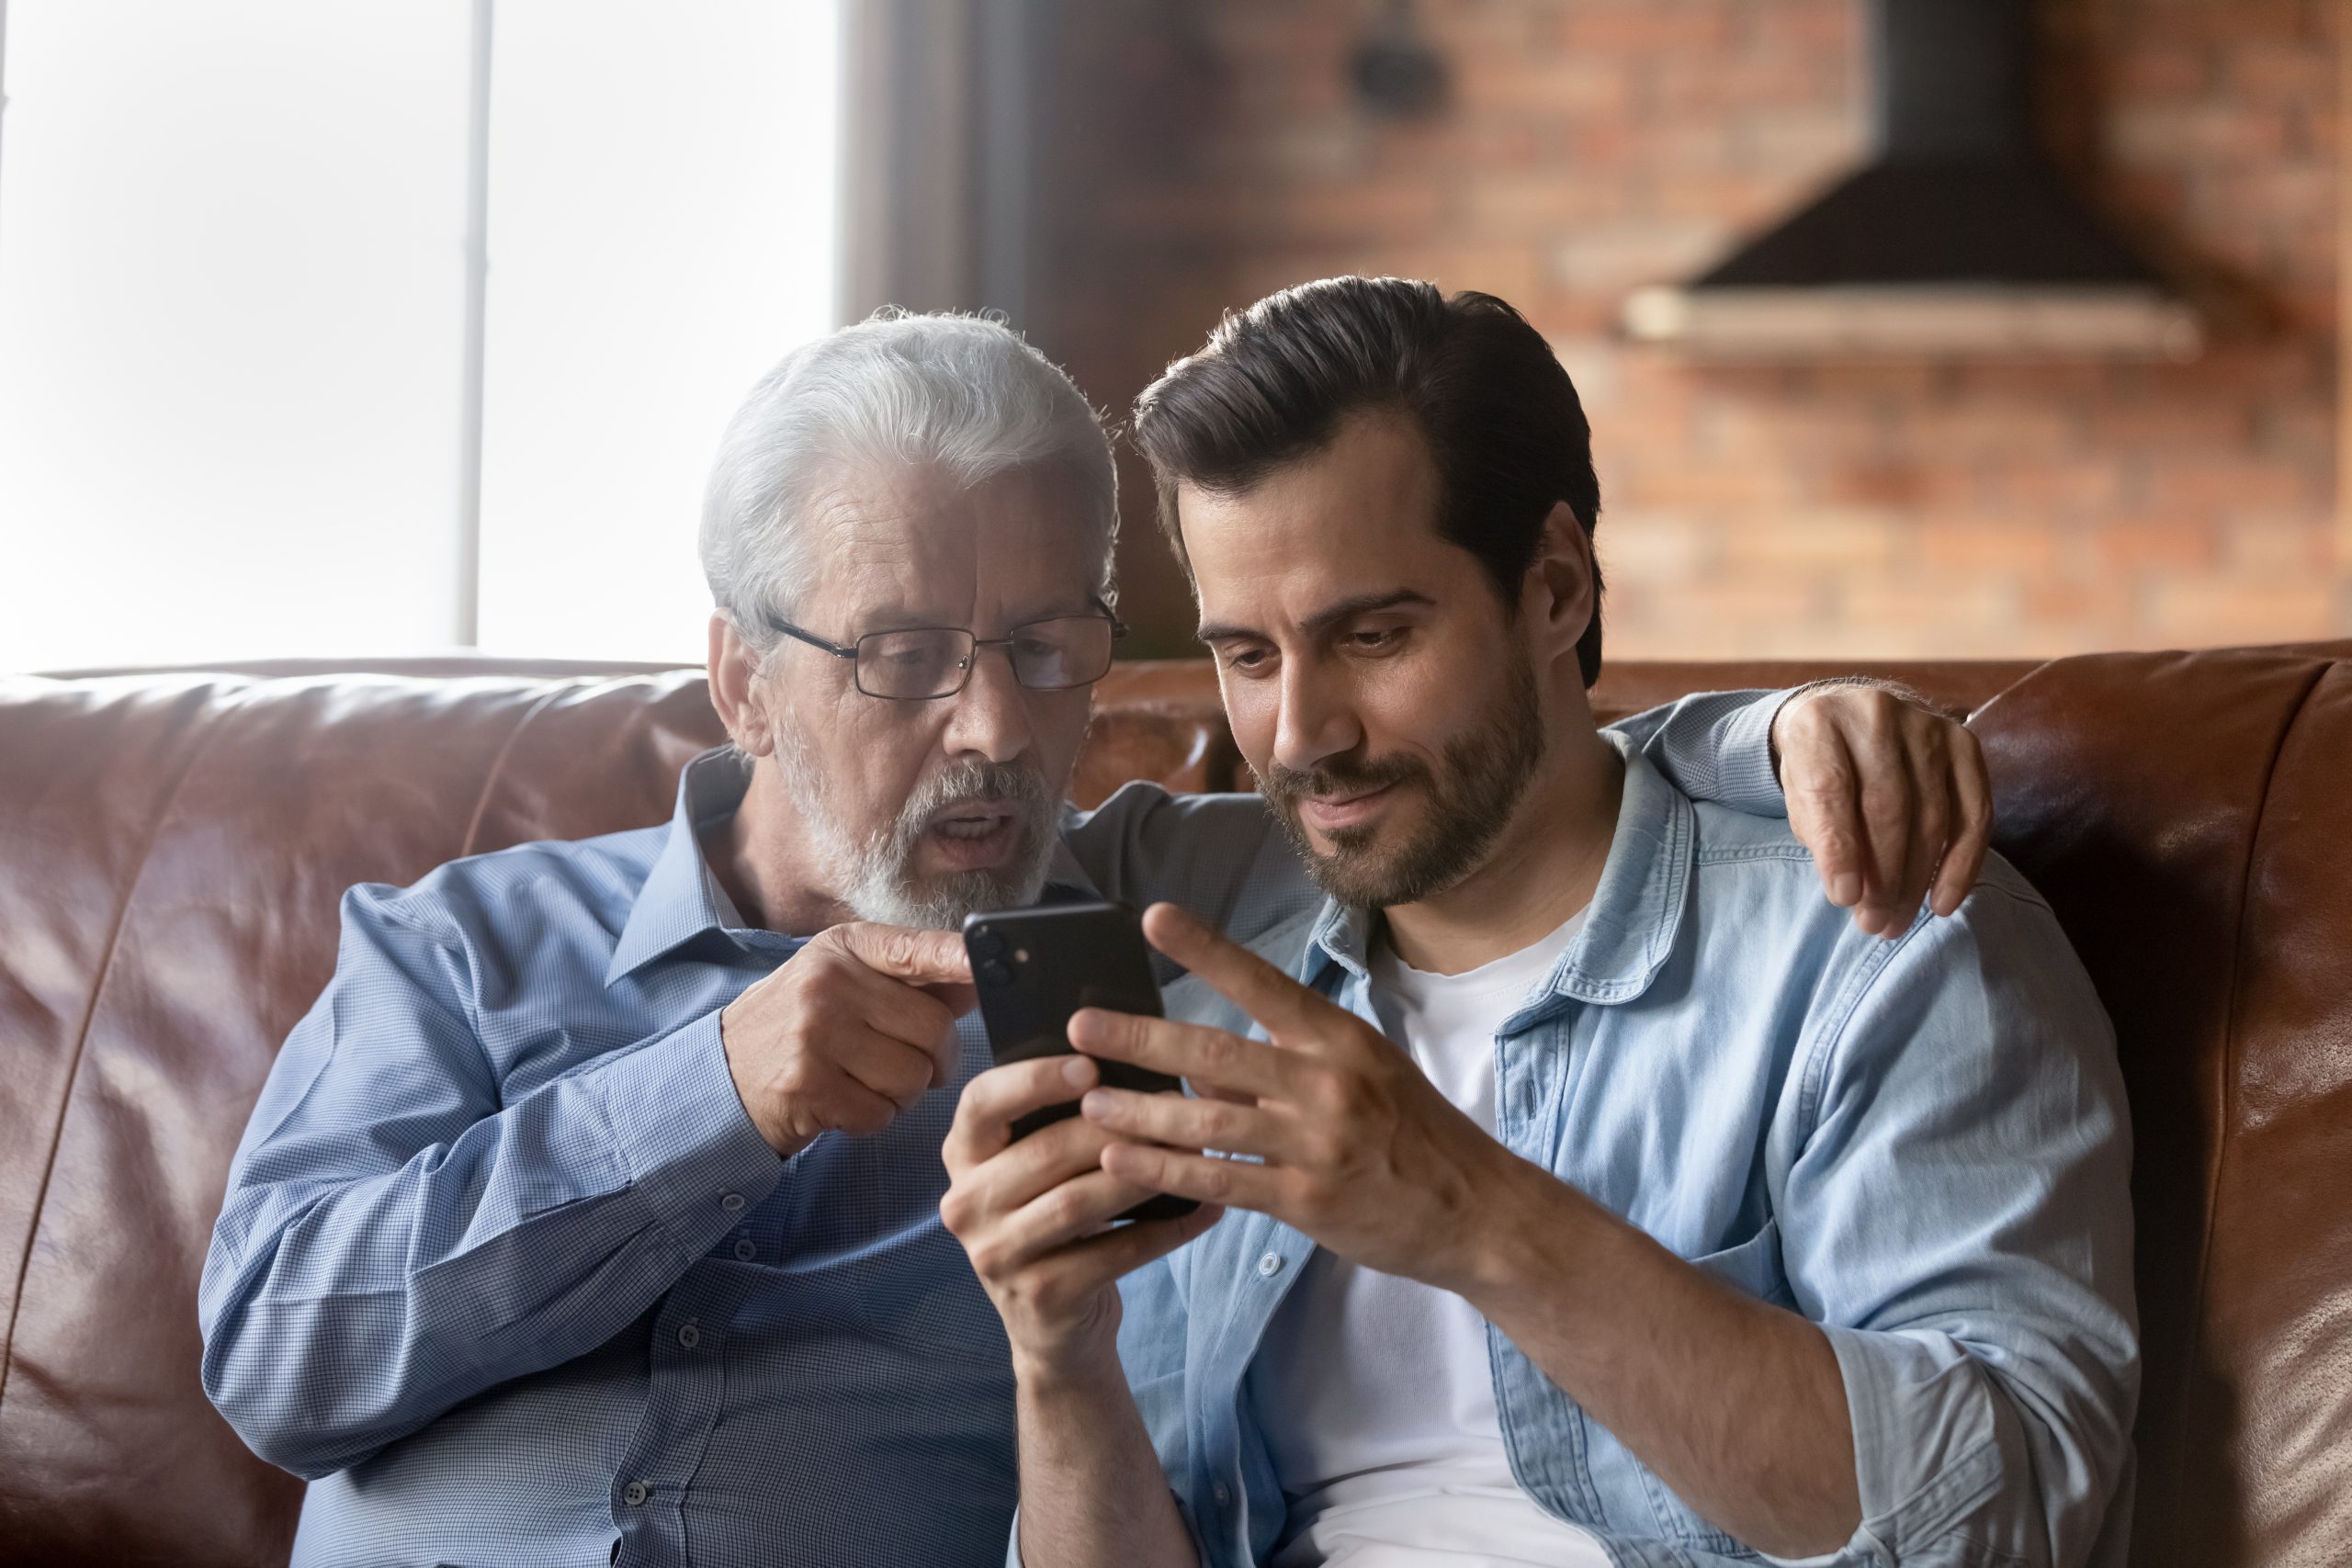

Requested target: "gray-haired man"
[{"left": 200, "top": 310, "right": 1988, "bottom": 1566}]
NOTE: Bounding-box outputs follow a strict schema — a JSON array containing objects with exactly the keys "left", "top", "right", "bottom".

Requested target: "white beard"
[{"left": 773, "top": 734, "right": 1057, "bottom": 930}]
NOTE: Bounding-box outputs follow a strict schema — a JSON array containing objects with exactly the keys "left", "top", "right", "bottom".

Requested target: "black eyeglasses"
[{"left": 764, "top": 606, "right": 1127, "bottom": 700}]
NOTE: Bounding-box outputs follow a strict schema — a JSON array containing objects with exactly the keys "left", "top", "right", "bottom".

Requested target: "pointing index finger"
[
  {"left": 1139, "top": 903, "right": 1334, "bottom": 1043},
  {"left": 835, "top": 922, "right": 975, "bottom": 987}
]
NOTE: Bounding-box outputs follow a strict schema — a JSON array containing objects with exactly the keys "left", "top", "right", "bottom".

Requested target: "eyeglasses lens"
[
  {"left": 1010, "top": 616, "right": 1114, "bottom": 691},
  {"left": 852, "top": 616, "right": 1115, "bottom": 699},
  {"left": 854, "top": 629, "right": 971, "bottom": 699}
]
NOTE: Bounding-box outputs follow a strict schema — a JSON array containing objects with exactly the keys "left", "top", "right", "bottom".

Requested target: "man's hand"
[
  {"left": 719, "top": 922, "right": 977, "bottom": 1158},
  {"left": 1070, "top": 904, "right": 1512, "bottom": 1292},
  {"left": 1770, "top": 682, "right": 1993, "bottom": 939},
  {"left": 941, "top": 1056, "right": 1222, "bottom": 1378}
]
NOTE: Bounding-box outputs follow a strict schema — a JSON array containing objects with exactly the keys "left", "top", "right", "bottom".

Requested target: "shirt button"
[
  {"left": 1212, "top": 1482, "right": 1232, "bottom": 1506},
  {"left": 1257, "top": 1251, "right": 1283, "bottom": 1278},
  {"left": 720, "top": 1192, "right": 746, "bottom": 1213},
  {"left": 622, "top": 1480, "right": 650, "bottom": 1506},
  {"left": 677, "top": 1320, "right": 702, "bottom": 1350},
  {"left": 733, "top": 1238, "right": 757, "bottom": 1261}
]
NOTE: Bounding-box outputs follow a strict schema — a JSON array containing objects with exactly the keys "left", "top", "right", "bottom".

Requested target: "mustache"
[
  {"left": 1257, "top": 750, "right": 1428, "bottom": 804},
  {"left": 900, "top": 758, "right": 1053, "bottom": 828}
]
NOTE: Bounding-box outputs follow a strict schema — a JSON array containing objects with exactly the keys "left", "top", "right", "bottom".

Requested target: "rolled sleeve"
[{"left": 1779, "top": 879, "right": 2138, "bottom": 1565}]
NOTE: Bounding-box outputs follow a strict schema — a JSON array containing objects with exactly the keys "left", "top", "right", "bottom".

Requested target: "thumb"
[{"left": 831, "top": 921, "right": 975, "bottom": 987}]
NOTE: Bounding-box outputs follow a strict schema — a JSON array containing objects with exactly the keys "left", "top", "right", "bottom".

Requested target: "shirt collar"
[
  {"left": 606, "top": 747, "right": 767, "bottom": 986},
  {"left": 605, "top": 748, "right": 1107, "bottom": 987},
  {"left": 1303, "top": 728, "right": 1695, "bottom": 1012}
]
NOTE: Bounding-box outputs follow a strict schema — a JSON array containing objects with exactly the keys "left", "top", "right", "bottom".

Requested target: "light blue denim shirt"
[
  {"left": 1097, "top": 731, "right": 2137, "bottom": 1568},
  {"left": 200, "top": 691, "right": 1790, "bottom": 1567}
]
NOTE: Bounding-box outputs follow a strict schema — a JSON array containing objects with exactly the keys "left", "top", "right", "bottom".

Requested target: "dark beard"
[{"left": 1258, "top": 649, "right": 1544, "bottom": 908}]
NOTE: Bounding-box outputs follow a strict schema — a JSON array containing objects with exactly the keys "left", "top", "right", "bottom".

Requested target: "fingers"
[
  {"left": 820, "top": 941, "right": 957, "bottom": 1043},
  {"left": 1081, "top": 1085, "right": 1281, "bottom": 1159},
  {"left": 1068, "top": 1007, "right": 1301, "bottom": 1099},
  {"left": 1780, "top": 711, "right": 1868, "bottom": 910},
  {"left": 923, "top": 979, "right": 980, "bottom": 1026},
  {"left": 998, "top": 1201, "right": 1226, "bottom": 1305},
  {"left": 831, "top": 921, "right": 975, "bottom": 987},
  {"left": 1898, "top": 721, "right": 1953, "bottom": 931},
  {"left": 1138, "top": 903, "right": 1340, "bottom": 1042},
  {"left": 968, "top": 1168, "right": 1172, "bottom": 1274},
  {"left": 1100, "top": 1141, "right": 1283, "bottom": 1212},
  {"left": 833, "top": 1026, "right": 956, "bottom": 1111},
  {"left": 944, "top": 1055, "right": 1099, "bottom": 1170},
  {"left": 1930, "top": 726, "right": 1993, "bottom": 917},
  {"left": 797, "top": 1070, "right": 906, "bottom": 1140},
  {"left": 1843, "top": 709, "right": 1915, "bottom": 937},
  {"left": 954, "top": 1099, "right": 1125, "bottom": 1218}
]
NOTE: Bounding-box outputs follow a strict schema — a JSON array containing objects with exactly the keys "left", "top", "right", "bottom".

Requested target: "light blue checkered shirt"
[{"left": 198, "top": 691, "right": 1786, "bottom": 1567}]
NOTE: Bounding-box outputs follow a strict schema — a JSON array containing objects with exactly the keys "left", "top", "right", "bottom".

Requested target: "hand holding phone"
[{"left": 963, "top": 901, "right": 1200, "bottom": 1223}]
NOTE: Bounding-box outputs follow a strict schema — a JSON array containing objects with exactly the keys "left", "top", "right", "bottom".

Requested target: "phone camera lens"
[
  {"left": 969, "top": 930, "right": 1008, "bottom": 960},
  {"left": 977, "top": 958, "right": 1013, "bottom": 987}
]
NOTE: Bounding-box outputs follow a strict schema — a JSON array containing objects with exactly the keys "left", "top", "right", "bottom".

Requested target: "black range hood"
[{"left": 1623, "top": 0, "right": 2203, "bottom": 359}]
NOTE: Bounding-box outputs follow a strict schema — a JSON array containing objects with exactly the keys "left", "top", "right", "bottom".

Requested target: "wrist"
[
  {"left": 1449, "top": 1152, "right": 1610, "bottom": 1318},
  {"left": 1012, "top": 1338, "right": 1128, "bottom": 1402},
  {"left": 717, "top": 1000, "right": 815, "bottom": 1160}
]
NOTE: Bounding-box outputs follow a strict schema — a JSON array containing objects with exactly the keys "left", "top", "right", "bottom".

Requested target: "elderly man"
[
  {"left": 944, "top": 280, "right": 2133, "bottom": 1568},
  {"left": 201, "top": 310, "right": 1987, "bottom": 1567}
]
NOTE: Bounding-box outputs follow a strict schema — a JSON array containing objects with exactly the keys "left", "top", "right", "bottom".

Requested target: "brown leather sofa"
[{"left": 1, "top": 647, "right": 2346, "bottom": 1566}]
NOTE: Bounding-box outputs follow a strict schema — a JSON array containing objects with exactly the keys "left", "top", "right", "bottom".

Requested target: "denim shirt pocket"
[
  {"left": 1612, "top": 1218, "right": 1795, "bottom": 1560},
  {"left": 1687, "top": 1214, "right": 1794, "bottom": 1309}
]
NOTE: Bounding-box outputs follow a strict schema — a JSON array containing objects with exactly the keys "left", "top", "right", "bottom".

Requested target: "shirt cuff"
[
  {"left": 1713, "top": 687, "right": 1797, "bottom": 818},
  {"left": 587, "top": 1010, "right": 786, "bottom": 1253},
  {"left": 1811, "top": 1323, "right": 2009, "bottom": 1563}
]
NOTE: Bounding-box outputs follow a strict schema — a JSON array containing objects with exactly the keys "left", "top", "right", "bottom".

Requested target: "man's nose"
[
  {"left": 1271, "top": 660, "right": 1362, "bottom": 779},
  {"left": 939, "top": 642, "right": 1036, "bottom": 764}
]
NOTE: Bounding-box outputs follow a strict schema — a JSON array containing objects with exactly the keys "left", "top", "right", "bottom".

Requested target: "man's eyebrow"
[{"left": 1195, "top": 589, "right": 1432, "bottom": 645}]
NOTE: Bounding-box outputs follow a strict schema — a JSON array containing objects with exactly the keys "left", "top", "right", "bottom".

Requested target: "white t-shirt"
[{"left": 1249, "top": 909, "right": 1611, "bottom": 1568}]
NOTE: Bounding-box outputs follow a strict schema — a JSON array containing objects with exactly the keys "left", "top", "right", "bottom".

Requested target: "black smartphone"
[{"left": 963, "top": 901, "right": 1199, "bottom": 1224}]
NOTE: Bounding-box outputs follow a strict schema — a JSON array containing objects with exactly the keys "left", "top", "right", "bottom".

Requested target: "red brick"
[
  {"left": 1034, "top": 0, "right": 2341, "bottom": 661},
  {"left": 1719, "top": 508, "right": 1902, "bottom": 571},
  {"left": 1557, "top": 3, "right": 1735, "bottom": 56},
  {"left": 2146, "top": 579, "right": 2339, "bottom": 645},
  {"left": 1917, "top": 516, "right": 2067, "bottom": 574},
  {"left": 2090, "top": 517, "right": 2223, "bottom": 570}
]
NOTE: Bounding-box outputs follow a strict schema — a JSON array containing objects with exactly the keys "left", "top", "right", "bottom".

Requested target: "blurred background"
[{"left": 2, "top": 0, "right": 2346, "bottom": 671}]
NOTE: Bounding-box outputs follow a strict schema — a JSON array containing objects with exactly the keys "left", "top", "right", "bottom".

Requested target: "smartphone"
[{"left": 963, "top": 901, "right": 1200, "bottom": 1224}]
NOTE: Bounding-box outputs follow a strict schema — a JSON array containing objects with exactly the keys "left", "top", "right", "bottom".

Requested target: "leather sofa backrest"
[{"left": 0, "top": 648, "right": 2346, "bottom": 1565}]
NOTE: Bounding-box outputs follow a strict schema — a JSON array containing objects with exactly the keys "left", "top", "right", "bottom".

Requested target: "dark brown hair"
[{"left": 1132, "top": 276, "right": 1604, "bottom": 685}]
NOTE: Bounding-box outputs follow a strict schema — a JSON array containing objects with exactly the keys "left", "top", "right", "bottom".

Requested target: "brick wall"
[{"left": 1030, "top": 0, "right": 2348, "bottom": 661}]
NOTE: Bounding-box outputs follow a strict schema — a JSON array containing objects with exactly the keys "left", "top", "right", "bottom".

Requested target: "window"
[{"left": 0, "top": 0, "right": 842, "bottom": 674}]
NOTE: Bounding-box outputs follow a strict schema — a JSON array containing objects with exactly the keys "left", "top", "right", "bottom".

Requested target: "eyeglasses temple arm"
[{"left": 763, "top": 615, "right": 859, "bottom": 660}]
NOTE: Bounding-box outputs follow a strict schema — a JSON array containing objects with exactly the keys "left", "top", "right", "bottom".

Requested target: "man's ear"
[
  {"left": 1521, "top": 500, "right": 1597, "bottom": 671},
  {"left": 707, "top": 611, "right": 776, "bottom": 757}
]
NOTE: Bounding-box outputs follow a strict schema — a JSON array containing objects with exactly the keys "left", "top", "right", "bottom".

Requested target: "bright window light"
[
  {"left": 0, "top": 0, "right": 842, "bottom": 675},
  {"left": 0, "top": 0, "right": 475, "bottom": 673},
  {"left": 476, "top": 0, "right": 842, "bottom": 664}
]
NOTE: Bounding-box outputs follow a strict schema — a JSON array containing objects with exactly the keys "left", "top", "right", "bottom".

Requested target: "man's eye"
[
  {"left": 1221, "top": 647, "right": 1271, "bottom": 673},
  {"left": 1350, "top": 627, "right": 1405, "bottom": 652}
]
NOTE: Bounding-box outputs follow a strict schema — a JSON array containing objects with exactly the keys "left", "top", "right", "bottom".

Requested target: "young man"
[{"left": 943, "top": 280, "right": 2136, "bottom": 1568}]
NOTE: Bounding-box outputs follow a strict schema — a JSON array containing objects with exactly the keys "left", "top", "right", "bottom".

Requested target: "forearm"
[
  {"left": 200, "top": 1018, "right": 783, "bottom": 1474},
  {"left": 1013, "top": 1356, "right": 1198, "bottom": 1568},
  {"left": 1463, "top": 1160, "right": 1858, "bottom": 1557}
]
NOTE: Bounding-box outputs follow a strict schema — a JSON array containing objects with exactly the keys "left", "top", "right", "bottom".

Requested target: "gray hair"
[{"left": 700, "top": 310, "right": 1118, "bottom": 649}]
